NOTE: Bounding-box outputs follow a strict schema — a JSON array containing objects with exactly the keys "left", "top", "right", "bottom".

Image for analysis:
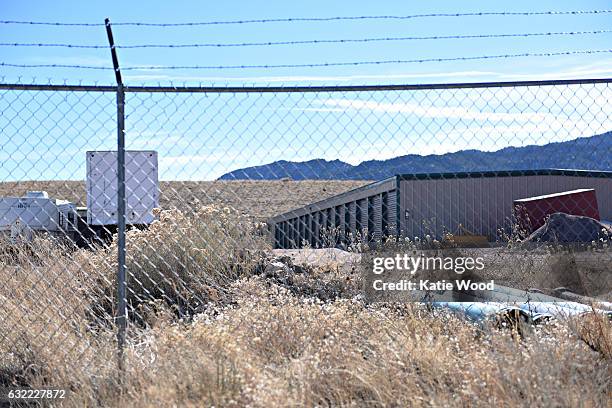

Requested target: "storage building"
[{"left": 269, "top": 169, "right": 612, "bottom": 248}]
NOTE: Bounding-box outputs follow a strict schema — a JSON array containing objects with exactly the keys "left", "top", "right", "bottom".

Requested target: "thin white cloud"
[
  {"left": 500, "top": 59, "right": 612, "bottom": 80},
  {"left": 318, "top": 98, "right": 555, "bottom": 123},
  {"left": 121, "top": 59, "right": 612, "bottom": 84},
  {"left": 122, "top": 70, "right": 498, "bottom": 84}
]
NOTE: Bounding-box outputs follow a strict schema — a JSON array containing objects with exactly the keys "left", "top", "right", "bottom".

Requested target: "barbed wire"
[
  {"left": 2, "top": 49, "right": 611, "bottom": 71},
  {"left": 0, "top": 63, "right": 112, "bottom": 70},
  {"left": 1, "top": 29, "right": 610, "bottom": 49},
  {"left": 1, "top": 9, "right": 611, "bottom": 27}
]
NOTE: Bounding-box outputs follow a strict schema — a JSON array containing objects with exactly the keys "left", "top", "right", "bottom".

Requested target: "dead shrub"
[{"left": 84, "top": 205, "right": 270, "bottom": 319}]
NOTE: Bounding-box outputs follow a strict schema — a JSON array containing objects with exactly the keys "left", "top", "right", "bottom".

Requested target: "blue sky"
[{"left": 1, "top": 1, "right": 611, "bottom": 181}]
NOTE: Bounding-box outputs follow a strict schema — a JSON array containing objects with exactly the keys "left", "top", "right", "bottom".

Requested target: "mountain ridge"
[{"left": 218, "top": 132, "right": 612, "bottom": 180}]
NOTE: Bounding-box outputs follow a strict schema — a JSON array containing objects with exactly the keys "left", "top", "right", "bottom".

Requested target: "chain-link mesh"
[
  {"left": 0, "top": 87, "right": 120, "bottom": 400},
  {"left": 0, "top": 80, "right": 610, "bottom": 405}
]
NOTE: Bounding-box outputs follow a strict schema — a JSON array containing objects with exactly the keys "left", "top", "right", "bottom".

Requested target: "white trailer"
[
  {"left": 86, "top": 151, "right": 159, "bottom": 226},
  {"left": 0, "top": 191, "right": 77, "bottom": 242}
]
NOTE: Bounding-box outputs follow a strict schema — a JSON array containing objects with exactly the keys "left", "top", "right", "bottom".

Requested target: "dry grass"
[
  {"left": 0, "top": 236, "right": 117, "bottom": 395},
  {"left": 79, "top": 206, "right": 270, "bottom": 320},
  {"left": 0, "top": 204, "right": 610, "bottom": 407},
  {"left": 3, "top": 177, "right": 610, "bottom": 406},
  {"left": 0, "top": 179, "right": 369, "bottom": 220}
]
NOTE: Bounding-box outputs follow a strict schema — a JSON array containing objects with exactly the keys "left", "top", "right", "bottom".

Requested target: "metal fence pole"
[
  {"left": 105, "top": 17, "right": 127, "bottom": 376},
  {"left": 116, "top": 84, "right": 127, "bottom": 372}
]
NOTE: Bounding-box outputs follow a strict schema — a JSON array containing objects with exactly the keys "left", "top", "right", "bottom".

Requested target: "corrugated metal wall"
[
  {"left": 348, "top": 201, "right": 356, "bottom": 238},
  {"left": 270, "top": 177, "right": 398, "bottom": 248},
  {"left": 271, "top": 172, "right": 610, "bottom": 248},
  {"left": 388, "top": 190, "right": 397, "bottom": 236},
  {"left": 372, "top": 194, "right": 382, "bottom": 239},
  {"left": 399, "top": 174, "right": 612, "bottom": 240}
]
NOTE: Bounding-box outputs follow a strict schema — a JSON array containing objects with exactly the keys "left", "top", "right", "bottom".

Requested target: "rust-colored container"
[{"left": 513, "top": 188, "right": 600, "bottom": 233}]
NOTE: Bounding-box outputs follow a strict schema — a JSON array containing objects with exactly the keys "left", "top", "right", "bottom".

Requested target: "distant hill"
[{"left": 219, "top": 132, "right": 611, "bottom": 180}]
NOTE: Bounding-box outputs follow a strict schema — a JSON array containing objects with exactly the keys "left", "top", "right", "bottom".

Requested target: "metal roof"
[{"left": 397, "top": 168, "right": 612, "bottom": 180}]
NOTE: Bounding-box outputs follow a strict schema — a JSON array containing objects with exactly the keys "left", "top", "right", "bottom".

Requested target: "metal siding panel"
[
  {"left": 309, "top": 213, "right": 316, "bottom": 247},
  {"left": 453, "top": 178, "right": 466, "bottom": 238},
  {"left": 355, "top": 200, "right": 361, "bottom": 233},
  {"left": 388, "top": 190, "right": 397, "bottom": 236},
  {"left": 440, "top": 179, "right": 452, "bottom": 238},
  {"left": 480, "top": 177, "right": 497, "bottom": 239},
  {"left": 491, "top": 177, "right": 503, "bottom": 238},
  {"left": 494, "top": 177, "right": 504, "bottom": 238},
  {"left": 483, "top": 177, "right": 495, "bottom": 238},
  {"left": 488, "top": 178, "right": 498, "bottom": 238},
  {"left": 400, "top": 180, "right": 420, "bottom": 239},
  {"left": 291, "top": 218, "right": 298, "bottom": 249},
  {"left": 591, "top": 177, "right": 612, "bottom": 220},
  {"left": 340, "top": 204, "right": 347, "bottom": 234},
  {"left": 349, "top": 201, "right": 356, "bottom": 236},
  {"left": 320, "top": 209, "right": 326, "bottom": 232},
  {"left": 283, "top": 222, "right": 289, "bottom": 249},
  {"left": 432, "top": 179, "right": 443, "bottom": 238},
  {"left": 295, "top": 216, "right": 302, "bottom": 248},
  {"left": 316, "top": 212, "right": 323, "bottom": 247},
  {"left": 361, "top": 199, "right": 369, "bottom": 236},
  {"left": 298, "top": 215, "right": 305, "bottom": 248},
  {"left": 504, "top": 177, "right": 517, "bottom": 236},
  {"left": 400, "top": 179, "right": 419, "bottom": 239},
  {"left": 429, "top": 179, "right": 436, "bottom": 237},
  {"left": 366, "top": 196, "right": 373, "bottom": 240},
  {"left": 411, "top": 180, "right": 419, "bottom": 238},
  {"left": 305, "top": 214, "right": 310, "bottom": 246},
  {"left": 402, "top": 180, "right": 414, "bottom": 238},
  {"left": 475, "top": 177, "right": 485, "bottom": 236},
  {"left": 287, "top": 219, "right": 294, "bottom": 248},
  {"left": 447, "top": 178, "right": 459, "bottom": 238},
  {"left": 398, "top": 182, "right": 405, "bottom": 236},
  {"left": 373, "top": 194, "right": 382, "bottom": 239},
  {"left": 381, "top": 192, "right": 388, "bottom": 237},
  {"left": 407, "top": 181, "right": 416, "bottom": 238},
  {"left": 465, "top": 178, "right": 478, "bottom": 235},
  {"left": 421, "top": 180, "right": 436, "bottom": 238}
]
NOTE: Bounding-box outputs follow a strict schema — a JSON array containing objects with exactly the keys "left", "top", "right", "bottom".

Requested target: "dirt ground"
[
  {"left": 273, "top": 247, "right": 612, "bottom": 301},
  {"left": 0, "top": 179, "right": 369, "bottom": 220}
]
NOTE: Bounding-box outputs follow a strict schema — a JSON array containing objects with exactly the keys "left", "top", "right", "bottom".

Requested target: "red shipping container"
[{"left": 513, "top": 188, "right": 600, "bottom": 234}]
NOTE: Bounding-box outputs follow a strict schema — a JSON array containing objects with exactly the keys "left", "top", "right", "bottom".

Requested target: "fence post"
[{"left": 105, "top": 17, "right": 127, "bottom": 377}]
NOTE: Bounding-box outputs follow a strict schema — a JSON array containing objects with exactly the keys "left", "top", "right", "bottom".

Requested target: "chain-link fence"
[{"left": 0, "top": 79, "right": 611, "bottom": 405}]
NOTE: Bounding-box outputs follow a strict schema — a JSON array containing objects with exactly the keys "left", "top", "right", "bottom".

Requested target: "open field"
[
  {"left": 0, "top": 183, "right": 610, "bottom": 407},
  {"left": 0, "top": 180, "right": 370, "bottom": 220}
]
